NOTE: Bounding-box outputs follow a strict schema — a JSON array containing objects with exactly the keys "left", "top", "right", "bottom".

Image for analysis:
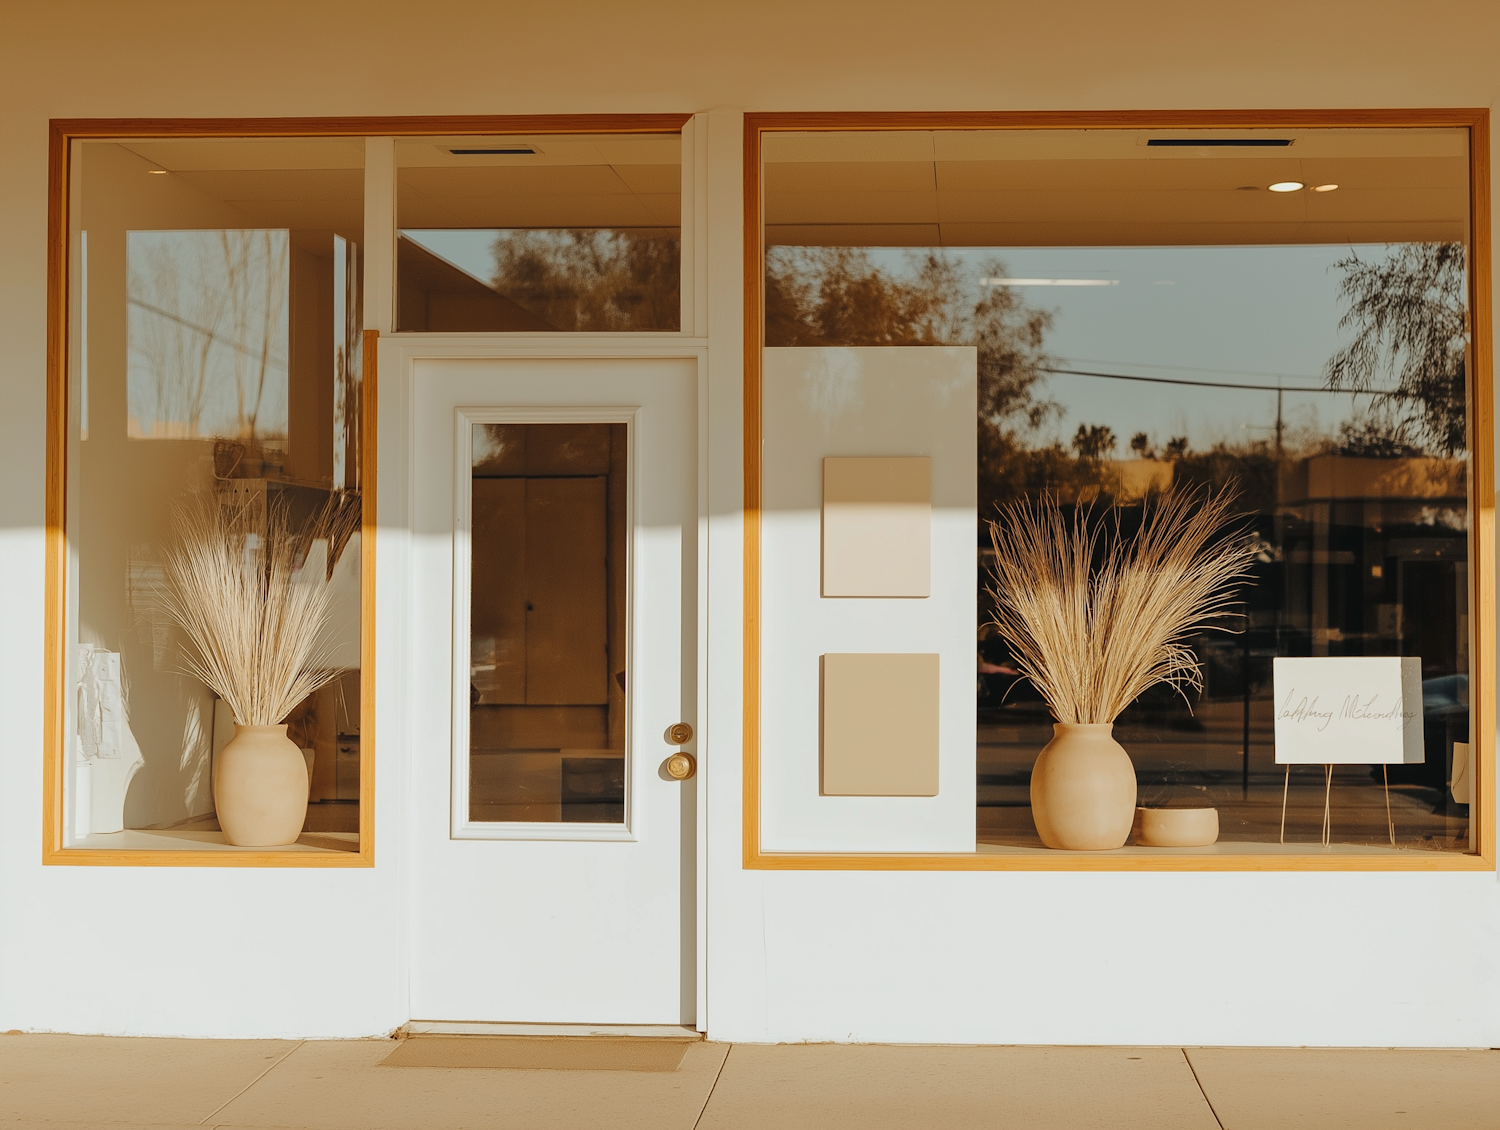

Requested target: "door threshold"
[{"left": 403, "top": 1021, "right": 702, "bottom": 1039}]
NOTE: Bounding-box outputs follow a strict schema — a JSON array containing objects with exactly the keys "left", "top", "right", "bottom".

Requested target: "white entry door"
[{"left": 408, "top": 356, "right": 698, "bottom": 1025}]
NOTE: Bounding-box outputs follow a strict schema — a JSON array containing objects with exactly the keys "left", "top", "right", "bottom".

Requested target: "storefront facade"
[{"left": 3, "top": 1, "right": 1500, "bottom": 1044}]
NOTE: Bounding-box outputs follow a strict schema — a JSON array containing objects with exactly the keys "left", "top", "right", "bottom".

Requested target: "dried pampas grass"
[
  {"left": 157, "top": 491, "right": 358, "bottom": 726},
  {"left": 987, "top": 487, "right": 1255, "bottom": 725}
]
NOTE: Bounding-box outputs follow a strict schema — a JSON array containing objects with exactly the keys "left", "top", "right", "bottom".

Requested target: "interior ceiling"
[
  {"left": 395, "top": 133, "right": 681, "bottom": 167},
  {"left": 763, "top": 128, "right": 1470, "bottom": 247},
  {"left": 105, "top": 134, "right": 684, "bottom": 234},
  {"left": 397, "top": 135, "right": 681, "bottom": 229},
  {"left": 91, "top": 128, "right": 1464, "bottom": 248},
  {"left": 397, "top": 165, "right": 679, "bottom": 229},
  {"left": 98, "top": 142, "right": 365, "bottom": 235}
]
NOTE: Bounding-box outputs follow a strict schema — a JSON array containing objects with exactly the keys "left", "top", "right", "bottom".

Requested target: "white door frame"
[{"left": 377, "top": 334, "right": 711, "bottom": 1028}]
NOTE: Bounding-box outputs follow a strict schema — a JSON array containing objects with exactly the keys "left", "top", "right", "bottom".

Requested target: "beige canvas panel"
[
  {"left": 821, "top": 653, "right": 940, "bottom": 796},
  {"left": 822, "top": 456, "right": 931, "bottom": 598}
]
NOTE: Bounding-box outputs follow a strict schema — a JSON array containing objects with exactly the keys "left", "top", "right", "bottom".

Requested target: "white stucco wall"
[{"left": 0, "top": 0, "right": 1496, "bottom": 1042}]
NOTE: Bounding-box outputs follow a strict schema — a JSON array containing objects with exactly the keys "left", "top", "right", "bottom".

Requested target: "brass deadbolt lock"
[
  {"left": 666, "top": 752, "right": 697, "bottom": 780},
  {"left": 665, "top": 722, "right": 694, "bottom": 745}
]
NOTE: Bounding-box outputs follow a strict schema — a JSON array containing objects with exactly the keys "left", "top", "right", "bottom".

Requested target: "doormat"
[{"left": 380, "top": 1036, "right": 692, "bottom": 1072}]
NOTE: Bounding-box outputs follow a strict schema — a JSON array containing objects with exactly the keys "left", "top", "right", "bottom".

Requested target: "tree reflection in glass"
[
  {"left": 397, "top": 228, "right": 680, "bottom": 333},
  {"left": 127, "top": 229, "right": 289, "bottom": 447}
]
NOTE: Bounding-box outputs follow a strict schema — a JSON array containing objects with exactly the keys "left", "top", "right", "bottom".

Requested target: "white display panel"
[
  {"left": 1273, "top": 656, "right": 1425, "bottom": 764},
  {"left": 761, "top": 347, "right": 977, "bottom": 852}
]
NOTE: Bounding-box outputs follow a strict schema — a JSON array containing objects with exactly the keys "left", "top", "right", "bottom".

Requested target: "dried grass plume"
[
  {"left": 987, "top": 487, "right": 1255, "bottom": 724},
  {"left": 157, "top": 491, "right": 357, "bottom": 726}
]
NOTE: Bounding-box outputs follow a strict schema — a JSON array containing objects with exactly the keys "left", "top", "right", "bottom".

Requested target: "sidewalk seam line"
[
  {"left": 691, "top": 1042, "right": 732, "bottom": 1130},
  {"left": 197, "top": 1039, "right": 307, "bottom": 1125},
  {"left": 1182, "top": 1047, "right": 1227, "bottom": 1130}
]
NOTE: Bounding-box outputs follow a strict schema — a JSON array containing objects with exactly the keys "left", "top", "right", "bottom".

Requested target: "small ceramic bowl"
[{"left": 1133, "top": 806, "right": 1219, "bottom": 847}]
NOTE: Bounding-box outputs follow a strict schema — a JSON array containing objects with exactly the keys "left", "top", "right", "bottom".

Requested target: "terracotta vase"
[
  {"left": 1030, "top": 723, "right": 1137, "bottom": 850},
  {"left": 214, "top": 724, "right": 309, "bottom": 847}
]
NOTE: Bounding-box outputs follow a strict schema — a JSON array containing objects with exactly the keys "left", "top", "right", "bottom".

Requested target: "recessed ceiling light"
[
  {"left": 1268, "top": 181, "right": 1304, "bottom": 192},
  {"left": 1311, "top": 183, "right": 1339, "bottom": 192},
  {"left": 147, "top": 169, "right": 168, "bottom": 175}
]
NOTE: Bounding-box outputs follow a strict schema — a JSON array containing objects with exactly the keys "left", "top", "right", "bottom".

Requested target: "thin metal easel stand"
[
  {"left": 1321, "top": 764, "right": 1333, "bottom": 848},
  {"left": 1383, "top": 764, "right": 1395, "bottom": 846},
  {"left": 1279, "top": 763, "right": 1393, "bottom": 849},
  {"left": 1280, "top": 764, "right": 1290, "bottom": 844}
]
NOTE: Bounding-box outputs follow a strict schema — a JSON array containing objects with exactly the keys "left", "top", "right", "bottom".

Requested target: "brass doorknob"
[
  {"left": 666, "top": 752, "right": 696, "bottom": 780},
  {"left": 665, "top": 722, "right": 694, "bottom": 745}
]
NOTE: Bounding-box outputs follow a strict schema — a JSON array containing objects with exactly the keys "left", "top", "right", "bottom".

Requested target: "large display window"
[
  {"left": 55, "top": 134, "right": 370, "bottom": 859},
  {"left": 747, "top": 113, "right": 1494, "bottom": 868},
  {"left": 44, "top": 115, "right": 692, "bottom": 865}
]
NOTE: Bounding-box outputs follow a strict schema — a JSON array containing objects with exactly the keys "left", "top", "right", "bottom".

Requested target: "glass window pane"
[
  {"left": 69, "top": 137, "right": 366, "bottom": 848},
  {"left": 469, "top": 423, "right": 628, "bottom": 823},
  {"left": 396, "top": 134, "right": 681, "bottom": 332},
  {"left": 763, "top": 126, "right": 1473, "bottom": 854}
]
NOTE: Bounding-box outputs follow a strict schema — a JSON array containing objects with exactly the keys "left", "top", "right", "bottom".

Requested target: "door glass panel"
[
  {"left": 396, "top": 134, "right": 681, "bottom": 331},
  {"left": 469, "top": 423, "right": 627, "bottom": 822}
]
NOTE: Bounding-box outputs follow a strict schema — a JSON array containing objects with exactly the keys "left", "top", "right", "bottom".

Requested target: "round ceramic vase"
[
  {"left": 214, "top": 724, "right": 309, "bottom": 847},
  {"left": 1030, "top": 722, "right": 1138, "bottom": 850}
]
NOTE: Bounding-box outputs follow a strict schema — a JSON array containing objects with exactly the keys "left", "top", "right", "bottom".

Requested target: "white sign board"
[{"left": 1273, "top": 656, "right": 1424, "bottom": 764}]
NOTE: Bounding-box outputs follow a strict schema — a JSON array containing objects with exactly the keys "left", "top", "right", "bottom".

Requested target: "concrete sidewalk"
[{"left": 0, "top": 1034, "right": 1496, "bottom": 1129}]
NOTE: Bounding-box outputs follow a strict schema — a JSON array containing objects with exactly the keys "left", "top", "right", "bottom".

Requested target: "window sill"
[
  {"left": 71, "top": 829, "right": 359, "bottom": 852},
  {"left": 45, "top": 829, "right": 368, "bottom": 867},
  {"left": 745, "top": 842, "right": 1492, "bottom": 871}
]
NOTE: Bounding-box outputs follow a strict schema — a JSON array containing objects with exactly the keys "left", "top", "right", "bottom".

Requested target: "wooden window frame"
[
  {"left": 742, "top": 109, "right": 1496, "bottom": 872},
  {"left": 43, "top": 114, "right": 690, "bottom": 867}
]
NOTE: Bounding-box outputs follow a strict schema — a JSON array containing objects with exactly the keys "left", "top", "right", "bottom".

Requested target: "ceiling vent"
[{"left": 1147, "top": 139, "right": 1293, "bottom": 147}]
